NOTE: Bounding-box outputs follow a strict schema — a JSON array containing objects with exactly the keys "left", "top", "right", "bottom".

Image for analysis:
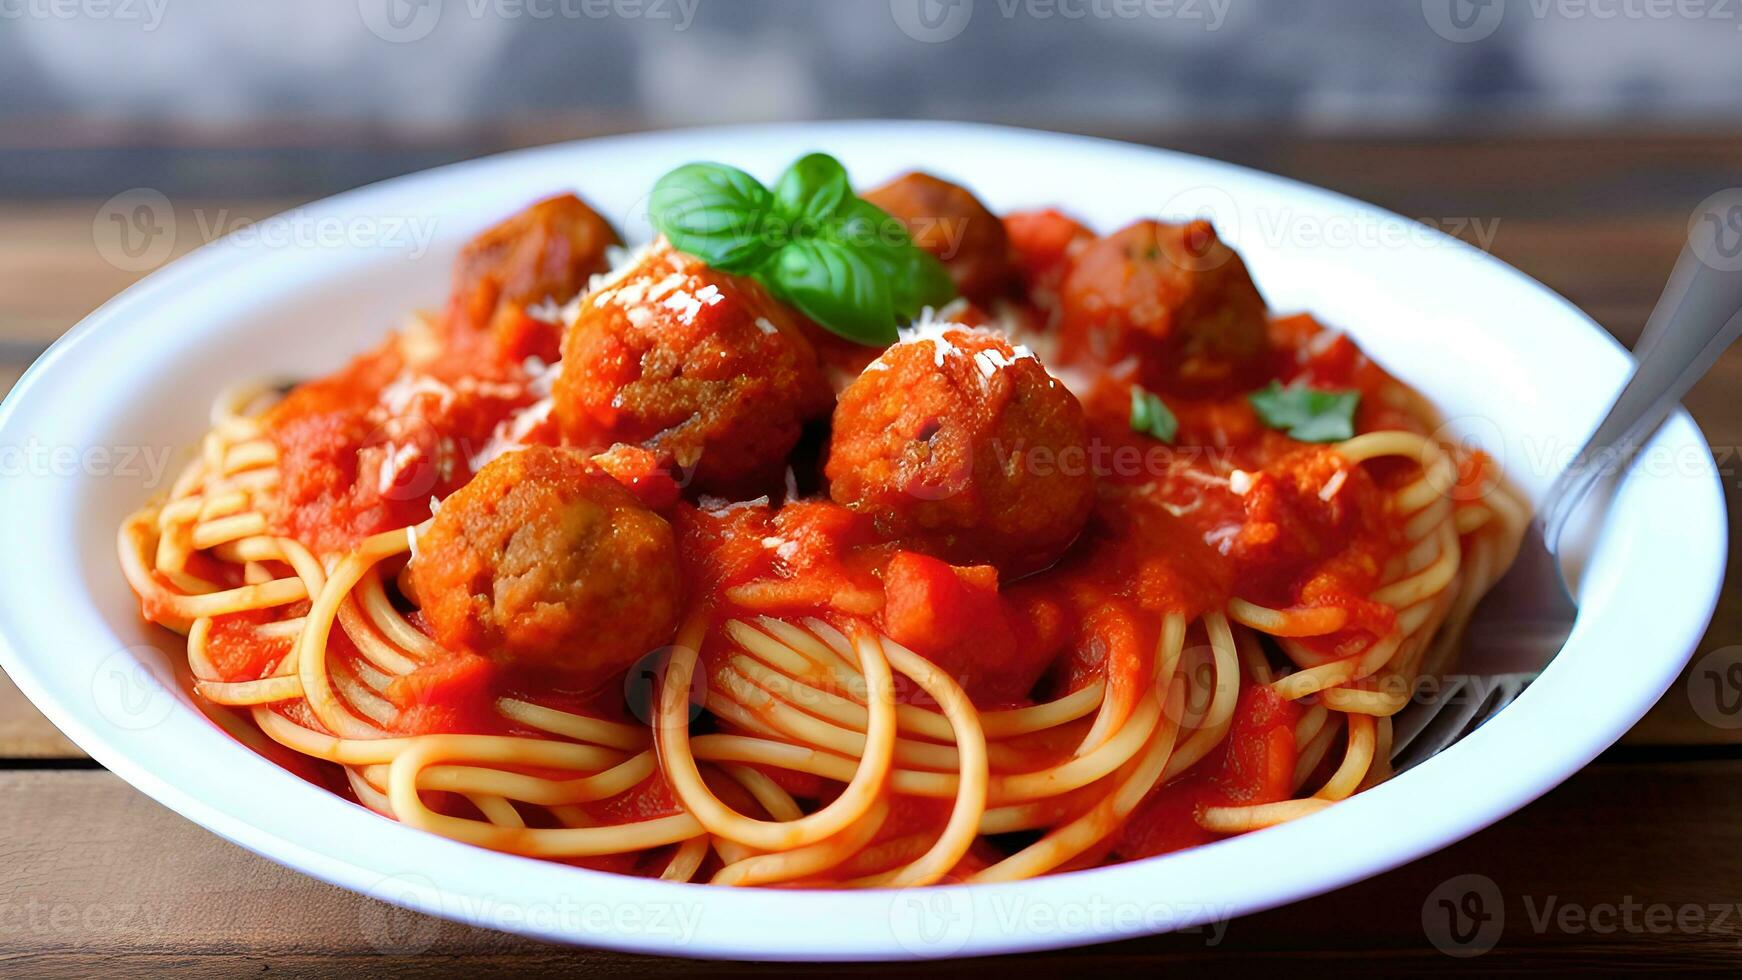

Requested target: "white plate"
[{"left": 0, "top": 122, "right": 1726, "bottom": 961}]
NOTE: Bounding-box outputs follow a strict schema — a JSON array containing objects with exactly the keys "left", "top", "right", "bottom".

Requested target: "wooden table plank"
[
  {"left": 0, "top": 678, "right": 78, "bottom": 759},
  {"left": 0, "top": 199, "right": 300, "bottom": 348},
  {"left": 3, "top": 763, "right": 1740, "bottom": 974}
]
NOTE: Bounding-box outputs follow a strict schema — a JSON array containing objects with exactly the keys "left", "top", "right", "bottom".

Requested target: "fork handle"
[{"left": 1539, "top": 202, "right": 1742, "bottom": 553}]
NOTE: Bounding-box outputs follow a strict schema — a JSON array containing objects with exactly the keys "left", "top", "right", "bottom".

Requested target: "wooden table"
[{"left": 3, "top": 129, "right": 1741, "bottom": 974}]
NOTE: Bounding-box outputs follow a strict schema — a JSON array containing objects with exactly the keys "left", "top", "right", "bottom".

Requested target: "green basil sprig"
[
  {"left": 649, "top": 153, "right": 955, "bottom": 345},
  {"left": 1129, "top": 385, "right": 1179, "bottom": 444},
  {"left": 1248, "top": 381, "right": 1361, "bottom": 442}
]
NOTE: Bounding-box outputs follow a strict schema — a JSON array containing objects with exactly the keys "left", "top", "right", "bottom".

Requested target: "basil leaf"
[
  {"left": 649, "top": 162, "right": 773, "bottom": 272},
  {"left": 1248, "top": 381, "right": 1360, "bottom": 442},
  {"left": 1129, "top": 385, "right": 1179, "bottom": 443},
  {"left": 894, "top": 247, "right": 956, "bottom": 318},
  {"left": 829, "top": 198, "right": 954, "bottom": 319},
  {"left": 649, "top": 153, "right": 959, "bottom": 345},
  {"left": 771, "top": 152, "right": 851, "bottom": 225},
  {"left": 768, "top": 238, "right": 898, "bottom": 346},
  {"left": 831, "top": 197, "right": 905, "bottom": 251}
]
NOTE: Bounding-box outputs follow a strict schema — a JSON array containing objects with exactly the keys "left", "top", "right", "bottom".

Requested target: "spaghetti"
[{"left": 117, "top": 169, "right": 1526, "bottom": 887}]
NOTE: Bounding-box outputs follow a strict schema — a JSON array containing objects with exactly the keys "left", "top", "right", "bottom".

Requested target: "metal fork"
[{"left": 1391, "top": 198, "right": 1742, "bottom": 770}]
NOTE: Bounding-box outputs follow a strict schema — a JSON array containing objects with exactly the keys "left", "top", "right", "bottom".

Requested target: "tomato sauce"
[
  {"left": 248, "top": 186, "right": 1437, "bottom": 864},
  {"left": 264, "top": 322, "right": 550, "bottom": 556}
]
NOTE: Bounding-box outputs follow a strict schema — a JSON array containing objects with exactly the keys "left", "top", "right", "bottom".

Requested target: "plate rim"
[{"left": 0, "top": 119, "right": 1727, "bottom": 961}]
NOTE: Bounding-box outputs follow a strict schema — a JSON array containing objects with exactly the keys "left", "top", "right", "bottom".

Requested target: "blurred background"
[{"left": 3, "top": 0, "right": 1741, "bottom": 193}]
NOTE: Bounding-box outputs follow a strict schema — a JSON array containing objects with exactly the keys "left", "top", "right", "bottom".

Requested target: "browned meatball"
[
  {"left": 826, "top": 325, "right": 1095, "bottom": 577},
  {"left": 408, "top": 445, "right": 680, "bottom": 683},
  {"left": 1059, "top": 219, "right": 1269, "bottom": 395},
  {"left": 446, "top": 194, "right": 620, "bottom": 343},
  {"left": 863, "top": 171, "right": 1012, "bottom": 303},
  {"left": 553, "top": 240, "right": 834, "bottom": 497}
]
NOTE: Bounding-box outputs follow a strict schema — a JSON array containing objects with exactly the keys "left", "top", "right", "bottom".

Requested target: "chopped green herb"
[
  {"left": 1129, "top": 385, "right": 1179, "bottom": 443},
  {"left": 649, "top": 153, "right": 956, "bottom": 345},
  {"left": 1247, "top": 381, "right": 1360, "bottom": 442}
]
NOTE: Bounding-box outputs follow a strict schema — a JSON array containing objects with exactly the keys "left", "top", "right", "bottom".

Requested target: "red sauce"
[
  {"left": 252, "top": 196, "right": 1439, "bottom": 863},
  {"left": 1116, "top": 684, "right": 1303, "bottom": 858},
  {"left": 265, "top": 328, "right": 546, "bottom": 555}
]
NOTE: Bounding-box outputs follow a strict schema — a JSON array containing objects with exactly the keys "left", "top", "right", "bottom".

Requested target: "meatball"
[
  {"left": 1059, "top": 219, "right": 1269, "bottom": 394},
  {"left": 553, "top": 240, "right": 833, "bottom": 497},
  {"left": 446, "top": 194, "right": 620, "bottom": 350},
  {"left": 1004, "top": 208, "right": 1093, "bottom": 311},
  {"left": 408, "top": 445, "right": 681, "bottom": 683},
  {"left": 863, "top": 172, "right": 1012, "bottom": 303},
  {"left": 825, "top": 324, "right": 1095, "bottom": 577}
]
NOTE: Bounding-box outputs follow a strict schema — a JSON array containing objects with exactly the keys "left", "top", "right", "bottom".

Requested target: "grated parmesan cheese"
[
  {"left": 468, "top": 397, "right": 554, "bottom": 471},
  {"left": 660, "top": 288, "right": 703, "bottom": 324},
  {"left": 1205, "top": 523, "right": 1242, "bottom": 555},
  {"left": 377, "top": 441, "right": 424, "bottom": 494},
  {"left": 700, "top": 495, "right": 771, "bottom": 515},
  {"left": 378, "top": 372, "right": 456, "bottom": 416}
]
